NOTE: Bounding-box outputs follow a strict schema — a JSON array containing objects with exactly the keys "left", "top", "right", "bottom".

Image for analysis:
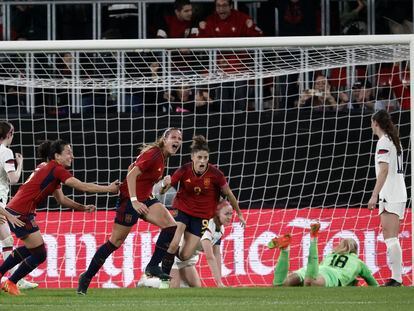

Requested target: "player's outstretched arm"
[
  {"left": 53, "top": 188, "right": 96, "bottom": 213},
  {"left": 360, "top": 262, "right": 379, "bottom": 287},
  {"left": 65, "top": 177, "right": 119, "bottom": 194}
]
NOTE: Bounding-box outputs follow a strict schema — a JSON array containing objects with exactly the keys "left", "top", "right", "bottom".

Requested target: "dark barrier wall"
[{"left": 10, "top": 109, "right": 411, "bottom": 210}]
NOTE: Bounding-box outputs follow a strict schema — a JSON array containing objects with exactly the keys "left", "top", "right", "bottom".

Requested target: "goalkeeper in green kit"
[{"left": 269, "top": 223, "right": 379, "bottom": 287}]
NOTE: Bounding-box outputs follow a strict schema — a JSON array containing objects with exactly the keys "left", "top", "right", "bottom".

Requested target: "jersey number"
[
  {"left": 329, "top": 254, "right": 349, "bottom": 268},
  {"left": 201, "top": 219, "right": 209, "bottom": 235}
]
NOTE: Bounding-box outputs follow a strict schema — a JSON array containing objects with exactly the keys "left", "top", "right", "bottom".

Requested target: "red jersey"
[
  {"left": 7, "top": 160, "right": 72, "bottom": 215},
  {"left": 157, "top": 15, "right": 198, "bottom": 38},
  {"left": 199, "top": 10, "right": 262, "bottom": 73},
  {"left": 171, "top": 162, "right": 227, "bottom": 219},
  {"left": 199, "top": 10, "right": 262, "bottom": 38},
  {"left": 119, "top": 147, "right": 165, "bottom": 201}
]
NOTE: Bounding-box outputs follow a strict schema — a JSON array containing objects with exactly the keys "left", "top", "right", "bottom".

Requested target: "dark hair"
[
  {"left": 175, "top": 0, "right": 191, "bottom": 11},
  {"left": 215, "top": 0, "right": 233, "bottom": 6},
  {"left": 37, "top": 140, "right": 52, "bottom": 161},
  {"left": 0, "top": 121, "right": 13, "bottom": 140},
  {"left": 37, "top": 139, "right": 70, "bottom": 161},
  {"left": 190, "top": 135, "right": 209, "bottom": 154},
  {"left": 140, "top": 127, "right": 182, "bottom": 154},
  {"left": 372, "top": 110, "right": 402, "bottom": 155}
]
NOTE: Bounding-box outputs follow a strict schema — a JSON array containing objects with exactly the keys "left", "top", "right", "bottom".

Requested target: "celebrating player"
[
  {"left": 170, "top": 200, "right": 233, "bottom": 288},
  {"left": 269, "top": 223, "right": 378, "bottom": 287},
  {"left": 0, "top": 121, "right": 38, "bottom": 290},
  {"left": 0, "top": 139, "right": 119, "bottom": 295},
  {"left": 77, "top": 128, "right": 182, "bottom": 295},
  {"left": 368, "top": 110, "right": 407, "bottom": 286},
  {"left": 158, "top": 135, "right": 245, "bottom": 279}
]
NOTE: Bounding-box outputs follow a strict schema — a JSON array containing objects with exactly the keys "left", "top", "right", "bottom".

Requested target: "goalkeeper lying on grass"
[{"left": 269, "top": 223, "right": 378, "bottom": 287}]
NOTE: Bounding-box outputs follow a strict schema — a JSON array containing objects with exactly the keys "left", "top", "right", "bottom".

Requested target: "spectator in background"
[
  {"left": 156, "top": 0, "right": 198, "bottom": 38},
  {"left": 168, "top": 85, "right": 215, "bottom": 114},
  {"left": 388, "top": 62, "right": 410, "bottom": 110},
  {"left": 348, "top": 80, "right": 375, "bottom": 112},
  {"left": 341, "top": 0, "right": 368, "bottom": 35},
  {"left": 198, "top": 0, "right": 262, "bottom": 112},
  {"left": 374, "top": 86, "right": 399, "bottom": 112},
  {"left": 199, "top": 0, "right": 262, "bottom": 38},
  {"left": 296, "top": 74, "right": 348, "bottom": 111}
]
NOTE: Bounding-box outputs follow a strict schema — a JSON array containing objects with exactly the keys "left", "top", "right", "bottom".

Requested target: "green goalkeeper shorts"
[{"left": 293, "top": 266, "right": 340, "bottom": 287}]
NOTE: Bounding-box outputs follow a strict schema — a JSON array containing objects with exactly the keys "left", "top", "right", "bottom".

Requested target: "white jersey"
[
  {"left": 198, "top": 218, "right": 225, "bottom": 251},
  {"left": 0, "top": 144, "right": 15, "bottom": 203},
  {"left": 375, "top": 135, "right": 407, "bottom": 203}
]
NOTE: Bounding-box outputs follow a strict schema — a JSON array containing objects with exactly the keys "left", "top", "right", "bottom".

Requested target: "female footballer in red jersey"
[
  {"left": 159, "top": 135, "right": 245, "bottom": 277},
  {"left": 0, "top": 139, "right": 119, "bottom": 295},
  {"left": 77, "top": 128, "right": 182, "bottom": 295}
]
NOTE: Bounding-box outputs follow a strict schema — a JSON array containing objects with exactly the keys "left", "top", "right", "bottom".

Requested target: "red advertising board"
[{"left": 9, "top": 208, "right": 412, "bottom": 287}]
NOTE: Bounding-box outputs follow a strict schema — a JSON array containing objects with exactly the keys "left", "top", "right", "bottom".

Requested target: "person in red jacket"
[
  {"left": 199, "top": 0, "right": 262, "bottom": 37},
  {"left": 156, "top": 0, "right": 198, "bottom": 38},
  {"left": 199, "top": 0, "right": 262, "bottom": 112}
]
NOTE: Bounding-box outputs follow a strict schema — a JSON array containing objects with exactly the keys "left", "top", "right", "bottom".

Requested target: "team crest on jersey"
[
  {"left": 204, "top": 178, "right": 210, "bottom": 187},
  {"left": 194, "top": 186, "right": 202, "bottom": 195},
  {"left": 125, "top": 214, "right": 133, "bottom": 224}
]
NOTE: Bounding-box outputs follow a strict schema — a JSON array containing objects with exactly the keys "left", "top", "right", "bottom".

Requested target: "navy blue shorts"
[
  {"left": 114, "top": 195, "right": 160, "bottom": 227},
  {"left": 6, "top": 208, "right": 39, "bottom": 238},
  {"left": 174, "top": 210, "right": 209, "bottom": 237}
]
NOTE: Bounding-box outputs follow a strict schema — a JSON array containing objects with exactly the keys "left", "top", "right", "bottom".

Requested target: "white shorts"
[
  {"left": 172, "top": 254, "right": 200, "bottom": 270},
  {"left": 379, "top": 201, "right": 406, "bottom": 220}
]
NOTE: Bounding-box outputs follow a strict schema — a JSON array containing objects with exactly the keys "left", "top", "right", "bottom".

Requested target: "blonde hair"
[
  {"left": 140, "top": 127, "right": 181, "bottom": 154},
  {"left": 333, "top": 238, "right": 358, "bottom": 255}
]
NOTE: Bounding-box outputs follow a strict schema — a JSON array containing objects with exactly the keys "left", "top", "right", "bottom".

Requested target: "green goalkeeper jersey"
[{"left": 320, "top": 252, "right": 379, "bottom": 286}]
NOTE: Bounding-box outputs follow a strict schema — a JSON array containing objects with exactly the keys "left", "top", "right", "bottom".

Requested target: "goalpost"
[{"left": 0, "top": 35, "right": 412, "bottom": 288}]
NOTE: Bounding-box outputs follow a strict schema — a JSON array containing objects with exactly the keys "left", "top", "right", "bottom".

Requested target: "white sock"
[{"left": 385, "top": 237, "right": 403, "bottom": 283}]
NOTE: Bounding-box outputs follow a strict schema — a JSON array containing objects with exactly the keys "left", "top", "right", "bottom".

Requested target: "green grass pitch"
[{"left": 0, "top": 287, "right": 413, "bottom": 311}]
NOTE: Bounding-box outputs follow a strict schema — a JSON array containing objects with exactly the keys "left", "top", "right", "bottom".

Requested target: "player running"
[
  {"left": 270, "top": 223, "right": 378, "bottom": 287},
  {"left": 77, "top": 128, "right": 182, "bottom": 295},
  {"left": 0, "top": 139, "right": 119, "bottom": 295}
]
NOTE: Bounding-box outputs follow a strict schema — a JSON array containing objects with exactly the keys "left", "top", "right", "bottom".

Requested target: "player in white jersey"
[
  {"left": 0, "top": 121, "right": 38, "bottom": 290},
  {"left": 368, "top": 110, "right": 407, "bottom": 286},
  {"left": 169, "top": 200, "right": 232, "bottom": 288},
  {"left": 137, "top": 200, "right": 233, "bottom": 288}
]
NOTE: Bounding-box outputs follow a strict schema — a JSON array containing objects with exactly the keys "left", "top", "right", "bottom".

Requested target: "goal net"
[{"left": 0, "top": 36, "right": 412, "bottom": 288}]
